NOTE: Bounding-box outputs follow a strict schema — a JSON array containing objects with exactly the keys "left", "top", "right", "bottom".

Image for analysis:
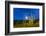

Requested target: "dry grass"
[{"left": 14, "top": 20, "right": 39, "bottom": 28}]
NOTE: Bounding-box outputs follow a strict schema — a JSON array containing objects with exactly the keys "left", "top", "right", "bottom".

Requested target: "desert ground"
[{"left": 14, "top": 19, "right": 39, "bottom": 28}]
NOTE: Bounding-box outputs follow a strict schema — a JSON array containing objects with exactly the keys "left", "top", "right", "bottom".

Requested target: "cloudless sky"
[{"left": 13, "top": 8, "right": 39, "bottom": 20}]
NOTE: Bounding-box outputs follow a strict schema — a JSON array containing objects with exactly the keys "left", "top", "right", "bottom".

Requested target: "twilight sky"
[{"left": 13, "top": 8, "right": 39, "bottom": 20}]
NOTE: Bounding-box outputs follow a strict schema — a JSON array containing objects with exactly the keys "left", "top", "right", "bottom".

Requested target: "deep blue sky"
[{"left": 13, "top": 8, "right": 39, "bottom": 20}]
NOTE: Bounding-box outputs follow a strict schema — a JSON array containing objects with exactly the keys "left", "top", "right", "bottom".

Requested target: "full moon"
[{"left": 25, "top": 16, "right": 28, "bottom": 20}]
